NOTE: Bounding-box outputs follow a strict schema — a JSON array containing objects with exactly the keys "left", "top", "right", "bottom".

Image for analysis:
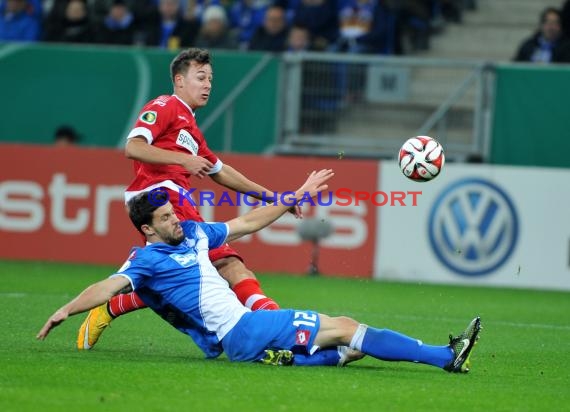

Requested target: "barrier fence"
[{"left": 1, "top": 44, "right": 570, "bottom": 168}]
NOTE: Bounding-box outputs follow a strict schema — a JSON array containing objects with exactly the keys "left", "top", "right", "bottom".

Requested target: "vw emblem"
[{"left": 428, "top": 178, "right": 518, "bottom": 276}]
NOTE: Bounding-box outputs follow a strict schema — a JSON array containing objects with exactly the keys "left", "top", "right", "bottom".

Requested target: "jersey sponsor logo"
[
  {"left": 176, "top": 129, "right": 198, "bottom": 155},
  {"left": 295, "top": 330, "right": 311, "bottom": 345},
  {"left": 169, "top": 252, "right": 197, "bottom": 267},
  {"left": 139, "top": 111, "right": 157, "bottom": 125},
  {"left": 428, "top": 178, "right": 519, "bottom": 276}
]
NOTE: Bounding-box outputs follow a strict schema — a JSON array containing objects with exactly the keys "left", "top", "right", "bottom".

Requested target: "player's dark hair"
[
  {"left": 170, "top": 48, "right": 211, "bottom": 82},
  {"left": 127, "top": 192, "right": 166, "bottom": 235}
]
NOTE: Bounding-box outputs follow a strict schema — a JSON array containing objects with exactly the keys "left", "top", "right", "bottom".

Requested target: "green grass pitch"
[{"left": 1, "top": 260, "right": 569, "bottom": 412}]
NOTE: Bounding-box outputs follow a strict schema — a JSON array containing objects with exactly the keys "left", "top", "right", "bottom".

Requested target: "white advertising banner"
[{"left": 375, "top": 163, "right": 570, "bottom": 290}]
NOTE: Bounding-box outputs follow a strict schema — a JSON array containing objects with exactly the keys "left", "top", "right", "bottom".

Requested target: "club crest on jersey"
[
  {"left": 140, "top": 111, "right": 157, "bottom": 125},
  {"left": 177, "top": 129, "right": 198, "bottom": 155},
  {"left": 295, "top": 330, "right": 311, "bottom": 346},
  {"left": 169, "top": 253, "right": 197, "bottom": 267}
]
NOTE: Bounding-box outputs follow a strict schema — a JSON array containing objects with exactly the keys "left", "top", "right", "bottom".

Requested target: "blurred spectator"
[
  {"left": 94, "top": 0, "right": 138, "bottom": 45},
  {"left": 339, "top": 0, "right": 398, "bottom": 54},
  {"left": 387, "top": 0, "right": 432, "bottom": 52},
  {"left": 89, "top": 0, "right": 157, "bottom": 27},
  {"left": 248, "top": 4, "right": 288, "bottom": 51},
  {"left": 338, "top": 0, "right": 375, "bottom": 53},
  {"left": 53, "top": 125, "right": 80, "bottom": 146},
  {"left": 44, "top": 0, "right": 95, "bottom": 43},
  {"left": 0, "top": 0, "right": 42, "bottom": 41},
  {"left": 42, "top": 0, "right": 67, "bottom": 28},
  {"left": 561, "top": 0, "right": 570, "bottom": 39},
  {"left": 288, "top": 24, "right": 344, "bottom": 134},
  {"left": 228, "top": 0, "right": 268, "bottom": 49},
  {"left": 286, "top": 23, "right": 310, "bottom": 51},
  {"left": 183, "top": 0, "right": 221, "bottom": 20},
  {"left": 273, "top": 0, "right": 300, "bottom": 24},
  {"left": 513, "top": 7, "right": 570, "bottom": 63},
  {"left": 195, "top": 4, "right": 238, "bottom": 49},
  {"left": 292, "top": 0, "right": 339, "bottom": 51},
  {"left": 143, "top": 0, "right": 200, "bottom": 49}
]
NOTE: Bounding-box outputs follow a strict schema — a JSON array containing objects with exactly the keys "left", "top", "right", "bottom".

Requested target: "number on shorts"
[{"left": 293, "top": 311, "right": 317, "bottom": 327}]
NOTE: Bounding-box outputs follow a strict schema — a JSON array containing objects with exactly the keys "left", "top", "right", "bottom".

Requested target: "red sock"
[
  {"left": 232, "top": 278, "right": 280, "bottom": 311},
  {"left": 108, "top": 292, "right": 147, "bottom": 317}
]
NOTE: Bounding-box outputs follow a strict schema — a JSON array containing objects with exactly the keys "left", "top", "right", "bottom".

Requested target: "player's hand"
[
  {"left": 288, "top": 204, "right": 303, "bottom": 219},
  {"left": 296, "top": 169, "right": 334, "bottom": 199},
  {"left": 36, "top": 309, "right": 68, "bottom": 340},
  {"left": 181, "top": 156, "right": 214, "bottom": 179}
]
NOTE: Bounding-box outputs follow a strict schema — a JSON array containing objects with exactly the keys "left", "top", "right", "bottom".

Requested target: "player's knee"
[
  {"left": 334, "top": 316, "right": 360, "bottom": 341},
  {"left": 215, "top": 257, "right": 255, "bottom": 285}
]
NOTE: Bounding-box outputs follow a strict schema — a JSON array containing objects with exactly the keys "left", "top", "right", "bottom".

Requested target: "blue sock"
[
  {"left": 292, "top": 348, "right": 340, "bottom": 366},
  {"left": 358, "top": 327, "right": 453, "bottom": 368}
]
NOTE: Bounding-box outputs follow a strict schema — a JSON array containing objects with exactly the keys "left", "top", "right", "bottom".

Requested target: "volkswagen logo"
[{"left": 428, "top": 178, "right": 518, "bottom": 276}]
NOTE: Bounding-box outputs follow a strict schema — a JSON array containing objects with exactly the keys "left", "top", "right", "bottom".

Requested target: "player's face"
[
  {"left": 150, "top": 203, "right": 184, "bottom": 246},
  {"left": 179, "top": 62, "right": 213, "bottom": 109}
]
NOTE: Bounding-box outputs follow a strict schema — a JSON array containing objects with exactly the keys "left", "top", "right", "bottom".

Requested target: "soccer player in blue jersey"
[{"left": 38, "top": 169, "right": 481, "bottom": 372}]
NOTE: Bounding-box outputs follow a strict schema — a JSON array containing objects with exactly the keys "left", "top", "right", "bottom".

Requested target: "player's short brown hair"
[
  {"left": 170, "top": 48, "right": 211, "bottom": 82},
  {"left": 127, "top": 191, "right": 168, "bottom": 235}
]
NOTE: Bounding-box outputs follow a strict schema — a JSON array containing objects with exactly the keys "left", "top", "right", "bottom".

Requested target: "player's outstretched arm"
[
  {"left": 36, "top": 276, "right": 130, "bottom": 340},
  {"left": 225, "top": 169, "right": 333, "bottom": 242},
  {"left": 125, "top": 137, "right": 214, "bottom": 178}
]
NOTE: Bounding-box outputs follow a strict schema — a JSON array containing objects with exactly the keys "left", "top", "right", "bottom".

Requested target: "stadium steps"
[
  {"left": 335, "top": 102, "right": 474, "bottom": 158},
  {"left": 333, "top": 0, "right": 554, "bottom": 156},
  {"left": 289, "top": 0, "right": 554, "bottom": 158},
  {"left": 419, "top": 0, "right": 555, "bottom": 61}
]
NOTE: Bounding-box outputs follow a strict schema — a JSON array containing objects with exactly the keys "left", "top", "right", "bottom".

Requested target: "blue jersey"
[
  {"left": 113, "top": 220, "right": 250, "bottom": 358},
  {"left": 113, "top": 220, "right": 320, "bottom": 362}
]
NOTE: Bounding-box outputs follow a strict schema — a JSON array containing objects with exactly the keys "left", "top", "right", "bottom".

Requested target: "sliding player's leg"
[
  {"left": 314, "top": 314, "right": 482, "bottom": 372},
  {"left": 223, "top": 309, "right": 480, "bottom": 372}
]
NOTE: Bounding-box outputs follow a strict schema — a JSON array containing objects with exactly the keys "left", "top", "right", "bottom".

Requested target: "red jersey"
[{"left": 125, "top": 94, "right": 222, "bottom": 199}]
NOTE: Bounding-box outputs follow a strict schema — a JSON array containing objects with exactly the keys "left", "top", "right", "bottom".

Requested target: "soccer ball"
[{"left": 398, "top": 136, "right": 445, "bottom": 182}]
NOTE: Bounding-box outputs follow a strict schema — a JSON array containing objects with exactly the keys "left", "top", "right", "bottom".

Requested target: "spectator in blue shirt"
[
  {"left": 143, "top": 0, "right": 200, "bottom": 49},
  {"left": 292, "top": 0, "right": 339, "bottom": 51},
  {"left": 228, "top": 0, "right": 268, "bottom": 49},
  {"left": 514, "top": 7, "right": 570, "bottom": 63},
  {"left": 0, "top": 0, "right": 41, "bottom": 41},
  {"left": 94, "top": 0, "right": 138, "bottom": 45}
]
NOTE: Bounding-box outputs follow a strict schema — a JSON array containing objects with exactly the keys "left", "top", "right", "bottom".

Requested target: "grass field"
[{"left": 1, "top": 260, "right": 569, "bottom": 412}]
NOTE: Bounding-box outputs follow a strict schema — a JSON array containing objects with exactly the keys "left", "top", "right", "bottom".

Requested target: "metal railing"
[
  {"left": 272, "top": 52, "right": 495, "bottom": 161},
  {"left": 200, "top": 53, "right": 274, "bottom": 152}
]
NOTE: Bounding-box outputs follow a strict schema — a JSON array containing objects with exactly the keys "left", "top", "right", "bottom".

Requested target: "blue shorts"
[{"left": 221, "top": 309, "right": 320, "bottom": 362}]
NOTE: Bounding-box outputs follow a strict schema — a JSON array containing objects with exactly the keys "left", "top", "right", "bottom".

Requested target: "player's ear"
[
  {"left": 174, "top": 73, "right": 184, "bottom": 88},
  {"left": 141, "top": 224, "right": 154, "bottom": 237}
]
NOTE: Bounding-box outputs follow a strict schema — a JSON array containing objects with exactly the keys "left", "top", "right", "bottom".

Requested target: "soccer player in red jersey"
[{"left": 77, "top": 48, "right": 296, "bottom": 350}]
